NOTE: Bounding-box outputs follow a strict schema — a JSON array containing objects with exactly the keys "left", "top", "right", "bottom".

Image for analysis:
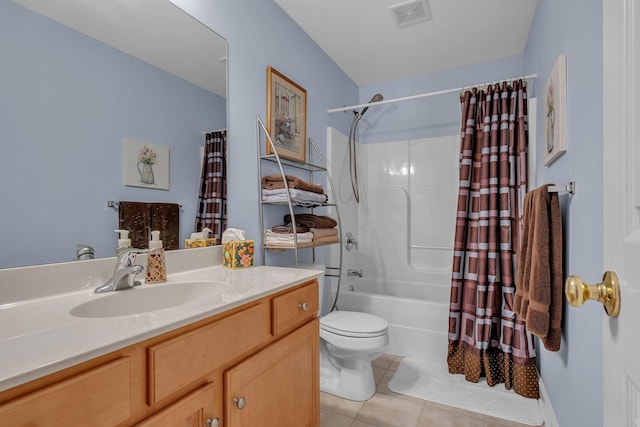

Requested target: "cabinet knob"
[
  {"left": 234, "top": 396, "right": 247, "bottom": 409},
  {"left": 206, "top": 418, "right": 220, "bottom": 427},
  {"left": 299, "top": 302, "right": 309, "bottom": 311}
]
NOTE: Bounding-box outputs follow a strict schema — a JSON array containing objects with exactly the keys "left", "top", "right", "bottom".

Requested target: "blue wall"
[
  {"left": 524, "top": 0, "right": 603, "bottom": 426},
  {"left": 0, "top": 1, "right": 226, "bottom": 268},
  {"left": 170, "top": 0, "right": 358, "bottom": 266}
]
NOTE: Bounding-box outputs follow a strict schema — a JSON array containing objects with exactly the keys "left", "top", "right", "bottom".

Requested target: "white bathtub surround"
[
  {"left": 0, "top": 247, "right": 322, "bottom": 391},
  {"left": 326, "top": 127, "right": 457, "bottom": 360}
]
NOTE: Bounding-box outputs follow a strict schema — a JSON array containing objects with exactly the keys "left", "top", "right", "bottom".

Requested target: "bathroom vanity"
[{"left": 0, "top": 248, "right": 321, "bottom": 426}]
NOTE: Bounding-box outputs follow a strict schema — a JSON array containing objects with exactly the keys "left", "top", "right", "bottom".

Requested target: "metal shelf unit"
[{"left": 256, "top": 116, "right": 343, "bottom": 285}]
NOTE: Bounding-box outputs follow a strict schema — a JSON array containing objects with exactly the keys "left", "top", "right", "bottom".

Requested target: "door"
[{"left": 603, "top": 0, "right": 640, "bottom": 426}]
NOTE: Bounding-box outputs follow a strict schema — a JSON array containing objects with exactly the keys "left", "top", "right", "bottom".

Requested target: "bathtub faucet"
[{"left": 347, "top": 269, "right": 363, "bottom": 278}]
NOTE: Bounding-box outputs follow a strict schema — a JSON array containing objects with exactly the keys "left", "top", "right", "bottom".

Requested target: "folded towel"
[
  {"left": 271, "top": 223, "right": 310, "bottom": 233},
  {"left": 515, "top": 184, "right": 563, "bottom": 352},
  {"left": 264, "top": 228, "right": 314, "bottom": 249},
  {"left": 284, "top": 214, "right": 337, "bottom": 229},
  {"left": 262, "top": 188, "right": 328, "bottom": 204},
  {"left": 263, "top": 229, "right": 314, "bottom": 243},
  {"left": 262, "top": 174, "right": 325, "bottom": 194},
  {"left": 263, "top": 240, "right": 314, "bottom": 248},
  {"left": 310, "top": 227, "right": 338, "bottom": 238},
  {"left": 312, "top": 235, "right": 340, "bottom": 245}
]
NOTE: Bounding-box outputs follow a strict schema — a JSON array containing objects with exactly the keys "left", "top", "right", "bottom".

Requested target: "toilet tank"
[{"left": 292, "top": 263, "right": 330, "bottom": 316}]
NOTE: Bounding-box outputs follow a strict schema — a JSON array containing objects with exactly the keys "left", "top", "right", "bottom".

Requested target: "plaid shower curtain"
[
  {"left": 447, "top": 81, "right": 539, "bottom": 399},
  {"left": 194, "top": 129, "right": 228, "bottom": 242}
]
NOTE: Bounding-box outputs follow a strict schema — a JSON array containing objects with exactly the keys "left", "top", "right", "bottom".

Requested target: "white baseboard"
[{"left": 538, "top": 374, "right": 560, "bottom": 427}]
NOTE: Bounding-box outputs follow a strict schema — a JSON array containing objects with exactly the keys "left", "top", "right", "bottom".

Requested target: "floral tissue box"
[
  {"left": 223, "top": 240, "right": 254, "bottom": 269},
  {"left": 184, "top": 238, "right": 217, "bottom": 249}
]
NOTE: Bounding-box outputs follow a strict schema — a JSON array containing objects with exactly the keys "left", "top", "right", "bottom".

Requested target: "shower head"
[{"left": 359, "top": 93, "right": 384, "bottom": 116}]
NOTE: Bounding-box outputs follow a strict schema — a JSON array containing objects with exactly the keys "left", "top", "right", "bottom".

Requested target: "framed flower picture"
[
  {"left": 543, "top": 54, "right": 567, "bottom": 166},
  {"left": 124, "top": 138, "right": 169, "bottom": 190},
  {"left": 266, "top": 66, "right": 307, "bottom": 162}
]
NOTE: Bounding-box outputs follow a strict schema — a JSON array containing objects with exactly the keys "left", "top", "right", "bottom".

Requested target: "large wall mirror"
[{"left": 1, "top": 0, "right": 227, "bottom": 269}]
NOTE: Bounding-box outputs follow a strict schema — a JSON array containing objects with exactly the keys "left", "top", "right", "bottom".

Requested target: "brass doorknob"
[{"left": 565, "top": 271, "right": 621, "bottom": 317}]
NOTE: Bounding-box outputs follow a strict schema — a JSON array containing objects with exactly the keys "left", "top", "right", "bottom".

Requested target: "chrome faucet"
[
  {"left": 94, "top": 248, "right": 147, "bottom": 293},
  {"left": 76, "top": 244, "right": 94, "bottom": 260}
]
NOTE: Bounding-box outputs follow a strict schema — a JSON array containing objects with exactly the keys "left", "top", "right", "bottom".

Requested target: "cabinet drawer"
[
  {"left": 148, "top": 302, "right": 270, "bottom": 404},
  {"left": 0, "top": 357, "right": 130, "bottom": 427},
  {"left": 136, "top": 382, "right": 216, "bottom": 427},
  {"left": 271, "top": 281, "right": 318, "bottom": 335}
]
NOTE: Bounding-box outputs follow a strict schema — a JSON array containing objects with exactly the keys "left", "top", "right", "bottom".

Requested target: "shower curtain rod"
[{"left": 327, "top": 73, "right": 538, "bottom": 114}]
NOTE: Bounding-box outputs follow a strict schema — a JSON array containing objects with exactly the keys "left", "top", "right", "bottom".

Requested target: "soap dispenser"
[
  {"left": 146, "top": 230, "right": 167, "bottom": 283},
  {"left": 115, "top": 229, "right": 132, "bottom": 256}
]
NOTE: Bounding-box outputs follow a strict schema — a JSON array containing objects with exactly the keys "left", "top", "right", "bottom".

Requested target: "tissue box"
[
  {"left": 184, "top": 238, "right": 217, "bottom": 249},
  {"left": 223, "top": 240, "right": 255, "bottom": 269}
]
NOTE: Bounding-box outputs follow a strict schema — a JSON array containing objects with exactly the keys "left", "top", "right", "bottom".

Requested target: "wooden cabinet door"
[
  {"left": 225, "top": 319, "right": 319, "bottom": 427},
  {"left": 135, "top": 383, "right": 217, "bottom": 427}
]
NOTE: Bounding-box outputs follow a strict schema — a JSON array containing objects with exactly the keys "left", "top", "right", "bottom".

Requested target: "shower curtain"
[
  {"left": 447, "top": 81, "right": 539, "bottom": 399},
  {"left": 195, "top": 129, "right": 228, "bottom": 242}
]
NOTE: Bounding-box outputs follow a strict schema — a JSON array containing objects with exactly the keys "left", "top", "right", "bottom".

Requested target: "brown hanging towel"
[
  {"left": 118, "top": 201, "right": 150, "bottom": 249},
  {"left": 515, "top": 184, "right": 563, "bottom": 352},
  {"left": 150, "top": 203, "right": 180, "bottom": 250},
  {"left": 119, "top": 201, "right": 180, "bottom": 250}
]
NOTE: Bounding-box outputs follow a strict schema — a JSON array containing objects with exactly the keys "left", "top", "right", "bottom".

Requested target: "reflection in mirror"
[{"left": 1, "top": 0, "right": 227, "bottom": 269}]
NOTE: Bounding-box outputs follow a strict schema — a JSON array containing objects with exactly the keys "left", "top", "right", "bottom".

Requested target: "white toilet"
[{"left": 315, "top": 268, "right": 389, "bottom": 401}]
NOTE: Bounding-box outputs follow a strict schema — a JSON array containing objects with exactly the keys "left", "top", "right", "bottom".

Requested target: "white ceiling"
[
  {"left": 12, "top": 0, "right": 227, "bottom": 97},
  {"left": 12, "top": 0, "right": 537, "bottom": 96},
  {"left": 275, "top": 0, "right": 538, "bottom": 86}
]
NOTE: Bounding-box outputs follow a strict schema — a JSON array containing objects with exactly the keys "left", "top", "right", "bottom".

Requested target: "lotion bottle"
[
  {"left": 115, "top": 229, "right": 131, "bottom": 256},
  {"left": 146, "top": 230, "right": 167, "bottom": 283}
]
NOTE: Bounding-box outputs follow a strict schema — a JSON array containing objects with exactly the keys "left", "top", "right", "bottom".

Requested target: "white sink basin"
[{"left": 70, "top": 281, "right": 226, "bottom": 318}]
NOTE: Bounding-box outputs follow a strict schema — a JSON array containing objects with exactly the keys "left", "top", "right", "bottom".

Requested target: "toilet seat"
[{"left": 320, "top": 311, "right": 388, "bottom": 338}]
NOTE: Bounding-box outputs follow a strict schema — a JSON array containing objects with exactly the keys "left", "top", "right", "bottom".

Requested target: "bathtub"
[{"left": 333, "top": 277, "right": 450, "bottom": 362}]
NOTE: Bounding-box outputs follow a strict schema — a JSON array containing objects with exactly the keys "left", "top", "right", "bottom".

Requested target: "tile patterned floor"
[{"left": 320, "top": 354, "right": 545, "bottom": 427}]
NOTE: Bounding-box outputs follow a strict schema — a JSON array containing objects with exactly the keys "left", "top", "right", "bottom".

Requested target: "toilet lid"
[{"left": 320, "top": 311, "right": 388, "bottom": 338}]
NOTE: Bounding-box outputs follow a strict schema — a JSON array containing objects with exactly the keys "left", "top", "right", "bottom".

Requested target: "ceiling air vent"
[{"left": 390, "top": 0, "right": 431, "bottom": 28}]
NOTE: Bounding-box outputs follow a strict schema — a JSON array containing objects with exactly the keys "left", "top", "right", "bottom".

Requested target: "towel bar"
[
  {"left": 547, "top": 181, "right": 575, "bottom": 194},
  {"left": 107, "top": 201, "right": 183, "bottom": 208}
]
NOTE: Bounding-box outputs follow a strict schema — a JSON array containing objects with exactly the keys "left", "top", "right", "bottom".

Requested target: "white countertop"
[{"left": 0, "top": 264, "right": 322, "bottom": 392}]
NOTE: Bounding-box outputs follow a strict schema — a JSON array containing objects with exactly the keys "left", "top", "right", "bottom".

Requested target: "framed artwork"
[
  {"left": 124, "top": 138, "right": 169, "bottom": 190},
  {"left": 543, "top": 54, "right": 567, "bottom": 166},
  {"left": 266, "top": 66, "right": 307, "bottom": 162}
]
